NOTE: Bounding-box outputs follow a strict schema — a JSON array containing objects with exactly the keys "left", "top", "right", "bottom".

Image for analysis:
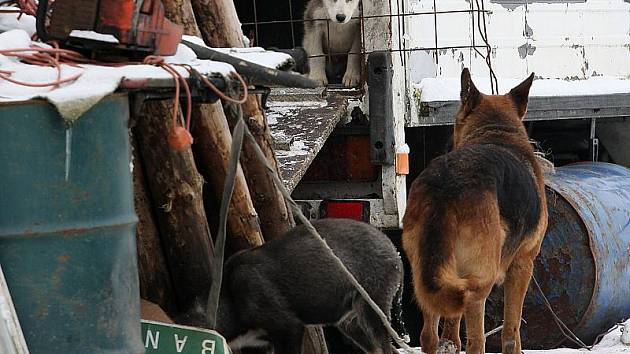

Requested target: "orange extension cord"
[{"left": 0, "top": 39, "right": 248, "bottom": 150}]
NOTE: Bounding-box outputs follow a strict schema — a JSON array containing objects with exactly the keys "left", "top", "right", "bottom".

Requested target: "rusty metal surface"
[
  {"left": 485, "top": 162, "right": 630, "bottom": 350},
  {"left": 267, "top": 88, "right": 349, "bottom": 191},
  {"left": 0, "top": 95, "right": 143, "bottom": 354}
]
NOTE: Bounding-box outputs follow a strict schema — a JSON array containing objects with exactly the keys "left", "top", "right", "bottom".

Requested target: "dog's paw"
[
  {"left": 308, "top": 71, "right": 328, "bottom": 86},
  {"left": 342, "top": 69, "right": 361, "bottom": 87}
]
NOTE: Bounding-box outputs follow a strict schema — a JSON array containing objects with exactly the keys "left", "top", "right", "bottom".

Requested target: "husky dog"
[
  {"left": 303, "top": 0, "right": 362, "bottom": 86},
  {"left": 215, "top": 218, "right": 406, "bottom": 354},
  {"left": 402, "top": 69, "right": 548, "bottom": 354}
]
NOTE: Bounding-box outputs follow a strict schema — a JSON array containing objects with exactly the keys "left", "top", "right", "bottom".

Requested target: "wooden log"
[
  {"left": 191, "top": 103, "right": 264, "bottom": 250},
  {"left": 132, "top": 102, "right": 214, "bottom": 312},
  {"left": 191, "top": 2, "right": 326, "bottom": 353},
  {"left": 188, "top": 0, "right": 244, "bottom": 48},
  {"left": 132, "top": 136, "right": 178, "bottom": 314},
  {"left": 192, "top": 0, "right": 295, "bottom": 241},
  {"left": 161, "top": 0, "right": 200, "bottom": 34},
  {"left": 162, "top": 0, "right": 264, "bottom": 251},
  {"left": 236, "top": 97, "right": 295, "bottom": 241}
]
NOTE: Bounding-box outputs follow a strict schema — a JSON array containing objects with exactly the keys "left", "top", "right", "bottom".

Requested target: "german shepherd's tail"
[{"left": 417, "top": 205, "right": 487, "bottom": 316}]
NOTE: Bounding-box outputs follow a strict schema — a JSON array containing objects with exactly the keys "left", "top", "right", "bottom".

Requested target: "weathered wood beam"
[
  {"left": 132, "top": 102, "right": 214, "bottom": 312},
  {"left": 190, "top": 1, "right": 327, "bottom": 353},
  {"left": 132, "top": 136, "right": 178, "bottom": 314},
  {"left": 191, "top": 103, "right": 264, "bottom": 250},
  {"left": 191, "top": 0, "right": 295, "bottom": 242}
]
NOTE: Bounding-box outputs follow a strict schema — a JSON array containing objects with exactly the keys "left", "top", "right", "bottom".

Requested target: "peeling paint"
[
  {"left": 518, "top": 42, "right": 537, "bottom": 58},
  {"left": 491, "top": 0, "right": 586, "bottom": 11},
  {"left": 525, "top": 22, "right": 534, "bottom": 38}
]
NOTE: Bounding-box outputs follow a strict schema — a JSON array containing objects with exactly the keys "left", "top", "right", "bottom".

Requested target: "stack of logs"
[{"left": 131, "top": 0, "right": 327, "bottom": 353}]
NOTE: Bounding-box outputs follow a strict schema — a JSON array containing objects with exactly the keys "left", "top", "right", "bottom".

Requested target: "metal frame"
[{"left": 408, "top": 93, "right": 630, "bottom": 127}]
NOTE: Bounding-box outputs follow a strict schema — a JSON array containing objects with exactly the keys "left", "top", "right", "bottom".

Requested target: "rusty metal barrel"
[
  {"left": 486, "top": 162, "right": 630, "bottom": 350},
  {"left": 0, "top": 94, "right": 144, "bottom": 354}
]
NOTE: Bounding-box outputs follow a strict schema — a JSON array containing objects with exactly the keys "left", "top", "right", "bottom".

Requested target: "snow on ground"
[
  {"left": 398, "top": 319, "right": 630, "bottom": 354},
  {"left": 414, "top": 76, "right": 630, "bottom": 102}
]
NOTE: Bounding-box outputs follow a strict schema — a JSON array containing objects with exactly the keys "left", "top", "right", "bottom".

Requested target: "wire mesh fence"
[{"left": 237, "top": 0, "right": 498, "bottom": 92}]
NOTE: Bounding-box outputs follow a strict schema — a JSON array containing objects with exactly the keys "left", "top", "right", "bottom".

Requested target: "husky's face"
[{"left": 323, "top": 0, "right": 360, "bottom": 24}]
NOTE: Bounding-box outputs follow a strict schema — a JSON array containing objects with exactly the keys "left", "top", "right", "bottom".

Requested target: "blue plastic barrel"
[
  {"left": 486, "top": 162, "right": 630, "bottom": 350},
  {"left": 0, "top": 94, "right": 144, "bottom": 354}
]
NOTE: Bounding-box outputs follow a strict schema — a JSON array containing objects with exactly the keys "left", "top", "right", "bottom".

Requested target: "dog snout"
[{"left": 335, "top": 14, "right": 346, "bottom": 22}]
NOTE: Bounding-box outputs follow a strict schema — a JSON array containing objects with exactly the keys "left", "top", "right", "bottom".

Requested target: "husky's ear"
[
  {"left": 460, "top": 68, "right": 480, "bottom": 113},
  {"left": 509, "top": 73, "right": 535, "bottom": 118}
]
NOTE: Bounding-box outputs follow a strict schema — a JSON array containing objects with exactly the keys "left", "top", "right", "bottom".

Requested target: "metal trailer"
[
  {"left": 241, "top": 0, "right": 630, "bottom": 229},
  {"left": 238, "top": 0, "right": 630, "bottom": 350}
]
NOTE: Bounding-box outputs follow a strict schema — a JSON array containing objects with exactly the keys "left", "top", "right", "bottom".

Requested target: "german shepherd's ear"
[
  {"left": 508, "top": 73, "right": 535, "bottom": 118},
  {"left": 460, "top": 68, "right": 481, "bottom": 114}
]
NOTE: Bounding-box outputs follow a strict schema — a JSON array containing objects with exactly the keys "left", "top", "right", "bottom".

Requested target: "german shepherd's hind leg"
[
  {"left": 420, "top": 311, "right": 440, "bottom": 354},
  {"left": 441, "top": 316, "right": 462, "bottom": 353},
  {"left": 502, "top": 255, "right": 535, "bottom": 354},
  {"left": 464, "top": 300, "right": 486, "bottom": 354}
]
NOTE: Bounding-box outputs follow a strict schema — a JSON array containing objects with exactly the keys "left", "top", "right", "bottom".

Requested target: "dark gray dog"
[{"left": 216, "top": 218, "right": 405, "bottom": 354}]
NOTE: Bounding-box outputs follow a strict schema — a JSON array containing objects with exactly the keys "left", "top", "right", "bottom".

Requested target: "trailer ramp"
[{"left": 267, "top": 88, "right": 349, "bottom": 191}]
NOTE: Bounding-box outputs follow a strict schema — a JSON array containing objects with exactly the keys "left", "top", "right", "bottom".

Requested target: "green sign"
[{"left": 141, "top": 320, "right": 231, "bottom": 354}]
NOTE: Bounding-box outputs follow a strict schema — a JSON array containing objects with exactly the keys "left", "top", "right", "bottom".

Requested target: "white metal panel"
[{"left": 404, "top": 0, "right": 630, "bottom": 88}]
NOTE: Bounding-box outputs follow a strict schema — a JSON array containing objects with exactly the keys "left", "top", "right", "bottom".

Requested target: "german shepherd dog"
[{"left": 402, "top": 69, "right": 548, "bottom": 354}]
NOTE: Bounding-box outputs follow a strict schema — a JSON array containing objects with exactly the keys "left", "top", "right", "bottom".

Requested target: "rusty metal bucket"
[{"left": 486, "top": 162, "right": 630, "bottom": 350}]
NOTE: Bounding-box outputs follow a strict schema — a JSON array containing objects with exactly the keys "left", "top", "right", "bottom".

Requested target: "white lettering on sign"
[
  {"left": 201, "top": 339, "right": 216, "bottom": 354},
  {"left": 175, "top": 334, "right": 189, "bottom": 352},
  {"left": 145, "top": 330, "right": 160, "bottom": 349}
]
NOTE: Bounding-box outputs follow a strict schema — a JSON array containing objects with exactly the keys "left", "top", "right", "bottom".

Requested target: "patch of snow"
[
  {"left": 290, "top": 140, "right": 307, "bottom": 151},
  {"left": 414, "top": 76, "right": 630, "bottom": 102},
  {"left": 69, "top": 30, "right": 119, "bottom": 44},
  {"left": 0, "top": 30, "right": 236, "bottom": 121},
  {"left": 0, "top": 29, "right": 31, "bottom": 50},
  {"left": 181, "top": 35, "right": 292, "bottom": 70},
  {"left": 182, "top": 35, "right": 206, "bottom": 47},
  {"left": 163, "top": 43, "right": 197, "bottom": 63},
  {"left": 398, "top": 319, "right": 630, "bottom": 354},
  {"left": 0, "top": 7, "right": 36, "bottom": 37},
  {"left": 267, "top": 114, "right": 279, "bottom": 125},
  {"left": 267, "top": 100, "right": 327, "bottom": 108},
  {"left": 397, "top": 144, "right": 410, "bottom": 153}
]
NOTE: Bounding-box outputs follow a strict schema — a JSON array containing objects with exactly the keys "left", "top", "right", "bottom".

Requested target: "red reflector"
[{"left": 321, "top": 201, "right": 369, "bottom": 222}]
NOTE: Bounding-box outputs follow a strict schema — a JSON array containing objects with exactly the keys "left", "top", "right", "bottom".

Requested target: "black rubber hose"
[{"left": 35, "top": 0, "right": 49, "bottom": 41}]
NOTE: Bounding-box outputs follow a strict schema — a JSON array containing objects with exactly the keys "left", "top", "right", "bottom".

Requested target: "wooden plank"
[
  {"left": 267, "top": 88, "right": 349, "bottom": 191},
  {"left": 0, "top": 264, "right": 29, "bottom": 354},
  {"left": 408, "top": 93, "right": 630, "bottom": 126}
]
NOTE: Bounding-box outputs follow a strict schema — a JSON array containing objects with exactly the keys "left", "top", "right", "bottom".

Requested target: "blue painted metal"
[
  {"left": 0, "top": 94, "right": 144, "bottom": 354},
  {"left": 487, "top": 162, "right": 630, "bottom": 350},
  {"left": 544, "top": 162, "right": 630, "bottom": 343}
]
